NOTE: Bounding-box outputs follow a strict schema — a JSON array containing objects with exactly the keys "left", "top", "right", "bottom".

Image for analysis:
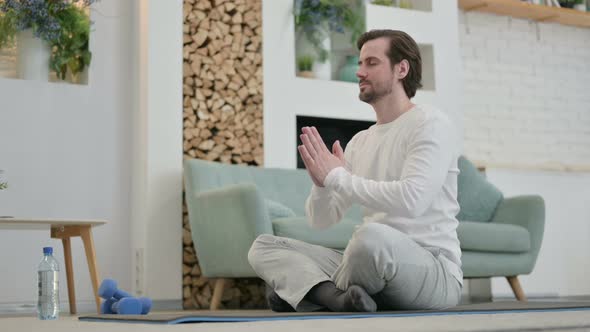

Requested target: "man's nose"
[{"left": 356, "top": 67, "right": 366, "bottom": 80}]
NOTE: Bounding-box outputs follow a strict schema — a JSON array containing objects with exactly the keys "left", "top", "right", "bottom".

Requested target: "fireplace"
[{"left": 296, "top": 116, "right": 374, "bottom": 169}]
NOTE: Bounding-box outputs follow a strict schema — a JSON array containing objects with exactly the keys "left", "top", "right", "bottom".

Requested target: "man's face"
[{"left": 356, "top": 38, "right": 395, "bottom": 103}]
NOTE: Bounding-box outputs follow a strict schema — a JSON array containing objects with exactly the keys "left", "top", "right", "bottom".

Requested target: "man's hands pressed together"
[{"left": 298, "top": 126, "right": 346, "bottom": 187}]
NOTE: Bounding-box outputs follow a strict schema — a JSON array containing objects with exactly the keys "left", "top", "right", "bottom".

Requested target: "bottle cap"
[{"left": 43, "top": 247, "right": 53, "bottom": 254}]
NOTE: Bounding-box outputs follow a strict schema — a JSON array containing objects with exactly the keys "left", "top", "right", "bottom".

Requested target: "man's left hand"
[{"left": 297, "top": 126, "right": 345, "bottom": 186}]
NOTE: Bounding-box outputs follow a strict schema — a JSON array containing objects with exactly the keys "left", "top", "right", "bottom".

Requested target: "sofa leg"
[
  {"left": 210, "top": 278, "right": 229, "bottom": 310},
  {"left": 506, "top": 276, "right": 526, "bottom": 302}
]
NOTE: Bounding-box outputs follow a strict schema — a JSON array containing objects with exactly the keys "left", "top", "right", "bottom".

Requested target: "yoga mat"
[{"left": 79, "top": 301, "right": 590, "bottom": 324}]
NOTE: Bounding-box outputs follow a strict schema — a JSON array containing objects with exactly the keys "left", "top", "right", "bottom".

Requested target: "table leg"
[
  {"left": 61, "top": 237, "right": 77, "bottom": 314},
  {"left": 80, "top": 226, "right": 100, "bottom": 314}
]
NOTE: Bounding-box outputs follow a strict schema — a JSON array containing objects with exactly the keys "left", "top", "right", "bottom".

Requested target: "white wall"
[
  {"left": 131, "top": 0, "right": 183, "bottom": 301},
  {"left": 487, "top": 169, "right": 590, "bottom": 297},
  {"left": 459, "top": 11, "right": 590, "bottom": 171},
  {"left": 0, "top": 0, "right": 135, "bottom": 310},
  {"left": 459, "top": 11, "right": 590, "bottom": 297}
]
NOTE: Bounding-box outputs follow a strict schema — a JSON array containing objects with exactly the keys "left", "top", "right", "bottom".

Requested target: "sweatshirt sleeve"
[
  {"left": 304, "top": 135, "right": 358, "bottom": 229},
  {"left": 323, "top": 116, "right": 456, "bottom": 219}
]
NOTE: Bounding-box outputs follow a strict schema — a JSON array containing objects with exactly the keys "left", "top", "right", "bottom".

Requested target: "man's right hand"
[
  {"left": 298, "top": 145, "right": 324, "bottom": 187},
  {"left": 298, "top": 139, "right": 346, "bottom": 187}
]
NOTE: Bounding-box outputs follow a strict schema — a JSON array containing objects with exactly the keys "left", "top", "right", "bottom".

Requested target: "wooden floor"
[{"left": 1, "top": 310, "right": 590, "bottom": 332}]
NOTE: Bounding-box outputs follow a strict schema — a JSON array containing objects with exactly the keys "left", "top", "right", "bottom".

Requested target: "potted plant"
[
  {"left": 293, "top": 0, "right": 365, "bottom": 79},
  {"left": 0, "top": 0, "right": 96, "bottom": 83},
  {"left": 296, "top": 54, "right": 315, "bottom": 78}
]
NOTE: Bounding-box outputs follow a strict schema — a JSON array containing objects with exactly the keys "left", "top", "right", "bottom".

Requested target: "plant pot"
[
  {"left": 573, "top": 3, "right": 586, "bottom": 10},
  {"left": 338, "top": 55, "right": 359, "bottom": 83},
  {"left": 16, "top": 29, "right": 50, "bottom": 81},
  {"left": 297, "top": 70, "right": 315, "bottom": 79},
  {"left": 67, "top": 67, "right": 89, "bottom": 85}
]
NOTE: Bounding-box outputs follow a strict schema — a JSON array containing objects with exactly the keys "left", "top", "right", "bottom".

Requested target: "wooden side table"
[{"left": 0, "top": 217, "right": 106, "bottom": 314}]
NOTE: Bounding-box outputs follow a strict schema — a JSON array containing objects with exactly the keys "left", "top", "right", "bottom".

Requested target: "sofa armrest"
[
  {"left": 186, "top": 183, "right": 274, "bottom": 278},
  {"left": 490, "top": 195, "right": 545, "bottom": 258}
]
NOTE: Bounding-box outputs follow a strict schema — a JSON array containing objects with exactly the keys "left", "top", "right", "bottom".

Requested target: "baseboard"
[{"left": 0, "top": 299, "right": 182, "bottom": 315}]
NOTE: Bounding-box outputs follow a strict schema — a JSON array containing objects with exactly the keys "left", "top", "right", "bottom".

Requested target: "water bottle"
[{"left": 37, "top": 247, "right": 59, "bottom": 320}]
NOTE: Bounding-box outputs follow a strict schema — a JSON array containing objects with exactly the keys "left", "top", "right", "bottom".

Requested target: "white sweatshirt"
[{"left": 305, "top": 104, "right": 463, "bottom": 284}]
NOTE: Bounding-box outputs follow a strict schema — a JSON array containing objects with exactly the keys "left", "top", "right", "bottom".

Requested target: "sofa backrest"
[
  {"left": 184, "top": 159, "right": 362, "bottom": 220},
  {"left": 185, "top": 157, "right": 502, "bottom": 223}
]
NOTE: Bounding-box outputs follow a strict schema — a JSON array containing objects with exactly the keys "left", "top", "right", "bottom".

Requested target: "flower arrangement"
[
  {"left": 0, "top": 0, "right": 97, "bottom": 82},
  {"left": 293, "top": 0, "right": 365, "bottom": 63}
]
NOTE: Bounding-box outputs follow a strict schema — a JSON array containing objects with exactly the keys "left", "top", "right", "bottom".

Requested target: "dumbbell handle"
[
  {"left": 102, "top": 297, "right": 151, "bottom": 315},
  {"left": 112, "top": 289, "right": 132, "bottom": 299}
]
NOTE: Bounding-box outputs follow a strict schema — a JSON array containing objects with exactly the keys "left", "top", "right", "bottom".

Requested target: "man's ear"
[{"left": 396, "top": 59, "right": 410, "bottom": 79}]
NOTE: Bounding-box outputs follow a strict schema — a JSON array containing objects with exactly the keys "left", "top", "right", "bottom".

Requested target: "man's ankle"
[{"left": 265, "top": 285, "right": 295, "bottom": 312}]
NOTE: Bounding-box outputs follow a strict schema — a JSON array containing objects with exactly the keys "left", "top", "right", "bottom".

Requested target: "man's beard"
[{"left": 358, "top": 80, "right": 393, "bottom": 103}]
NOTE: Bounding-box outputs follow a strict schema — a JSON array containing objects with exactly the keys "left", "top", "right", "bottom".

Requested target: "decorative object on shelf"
[
  {"left": 16, "top": 28, "right": 50, "bottom": 80},
  {"left": 338, "top": 54, "right": 359, "bottom": 82},
  {"left": 296, "top": 54, "right": 315, "bottom": 78},
  {"left": 0, "top": 0, "right": 96, "bottom": 83},
  {"left": 293, "top": 0, "right": 365, "bottom": 80}
]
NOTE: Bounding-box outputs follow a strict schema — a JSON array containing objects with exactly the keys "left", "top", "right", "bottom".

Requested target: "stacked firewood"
[
  {"left": 182, "top": 0, "right": 266, "bottom": 309},
  {"left": 182, "top": 0, "right": 263, "bottom": 165}
]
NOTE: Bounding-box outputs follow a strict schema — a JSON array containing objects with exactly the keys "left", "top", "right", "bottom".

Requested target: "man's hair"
[{"left": 357, "top": 30, "right": 423, "bottom": 98}]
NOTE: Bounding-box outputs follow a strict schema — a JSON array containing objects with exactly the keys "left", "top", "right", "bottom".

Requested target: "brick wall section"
[{"left": 459, "top": 11, "right": 590, "bottom": 171}]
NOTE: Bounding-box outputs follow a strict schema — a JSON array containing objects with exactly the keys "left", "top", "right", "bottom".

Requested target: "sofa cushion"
[
  {"left": 265, "top": 199, "right": 296, "bottom": 220},
  {"left": 458, "top": 221, "right": 530, "bottom": 253},
  {"left": 457, "top": 156, "right": 503, "bottom": 222},
  {"left": 271, "top": 217, "right": 360, "bottom": 250}
]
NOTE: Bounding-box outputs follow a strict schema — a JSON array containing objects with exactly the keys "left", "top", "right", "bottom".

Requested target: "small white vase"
[
  {"left": 16, "top": 29, "right": 51, "bottom": 81},
  {"left": 312, "top": 31, "right": 331, "bottom": 81},
  {"left": 295, "top": 27, "right": 332, "bottom": 81}
]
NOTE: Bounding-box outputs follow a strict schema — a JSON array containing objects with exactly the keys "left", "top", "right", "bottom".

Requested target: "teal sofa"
[{"left": 184, "top": 157, "right": 545, "bottom": 309}]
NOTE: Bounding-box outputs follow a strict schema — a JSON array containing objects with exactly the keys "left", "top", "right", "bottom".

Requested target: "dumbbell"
[
  {"left": 98, "top": 279, "right": 132, "bottom": 300},
  {"left": 101, "top": 297, "right": 143, "bottom": 315},
  {"left": 99, "top": 279, "right": 152, "bottom": 314}
]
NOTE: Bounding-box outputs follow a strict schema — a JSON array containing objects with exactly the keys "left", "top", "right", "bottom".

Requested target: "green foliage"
[
  {"left": 294, "top": 0, "right": 365, "bottom": 63},
  {"left": 49, "top": 5, "right": 92, "bottom": 81},
  {"left": 0, "top": 1, "right": 93, "bottom": 82},
  {"left": 297, "top": 54, "right": 314, "bottom": 71},
  {"left": 0, "top": 11, "right": 16, "bottom": 49},
  {"left": 0, "top": 170, "right": 6, "bottom": 190}
]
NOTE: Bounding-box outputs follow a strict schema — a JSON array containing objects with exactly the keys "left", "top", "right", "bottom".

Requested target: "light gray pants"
[{"left": 248, "top": 223, "right": 462, "bottom": 311}]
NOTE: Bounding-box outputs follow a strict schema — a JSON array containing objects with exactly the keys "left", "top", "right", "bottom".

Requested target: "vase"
[
  {"left": 16, "top": 29, "right": 50, "bottom": 81},
  {"left": 338, "top": 55, "right": 359, "bottom": 83}
]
